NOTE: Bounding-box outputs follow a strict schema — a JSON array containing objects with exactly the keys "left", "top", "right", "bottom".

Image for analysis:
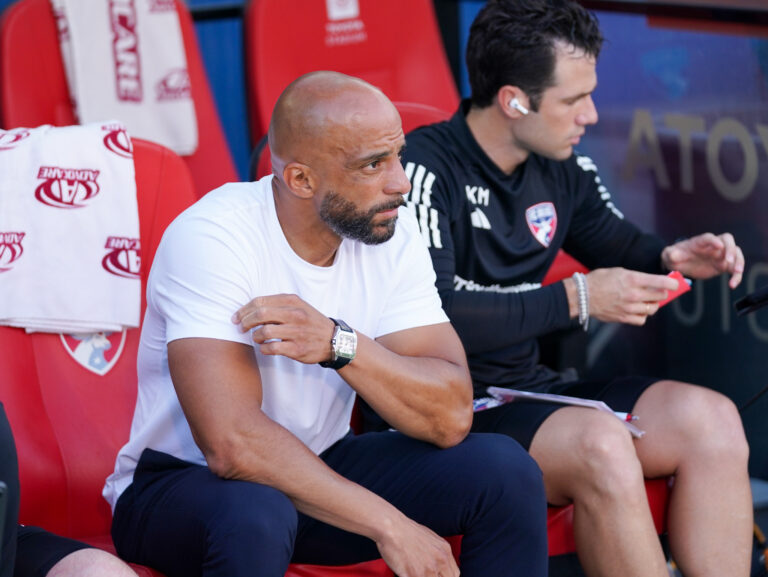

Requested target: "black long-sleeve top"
[{"left": 403, "top": 102, "right": 666, "bottom": 396}]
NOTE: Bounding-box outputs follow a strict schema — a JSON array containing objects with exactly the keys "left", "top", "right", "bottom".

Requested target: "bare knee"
[
  {"left": 676, "top": 388, "right": 749, "bottom": 464},
  {"left": 46, "top": 548, "right": 138, "bottom": 577},
  {"left": 537, "top": 412, "right": 645, "bottom": 503}
]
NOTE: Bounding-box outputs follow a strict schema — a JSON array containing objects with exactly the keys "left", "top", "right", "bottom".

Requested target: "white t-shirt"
[{"left": 103, "top": 176, "right": 449, "bottom": 510}]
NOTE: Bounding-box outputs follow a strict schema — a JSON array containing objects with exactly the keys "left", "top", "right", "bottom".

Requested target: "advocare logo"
[
  {"left": 0, "top": 128, "right": 31, "bottom": 151},
  {"left": 52, "top": 5, "right": 70, "bottom": 41},
  {"left": 102, "top": 123, "right": 133, "bottom": 158},
  {"left": 0, "top": 232, "right": 25, "bottom": 273},
  {"left": 102, "top": 236, "right": 141, "bottom": 279},
  {"left": 326, "top": 0, "right": 359, "bottom": 20},
  {"left": 148, "top": 0, "right": 175, "bottom": 12},
  {"left": 35, "top": 166, "right": 100, "bottom": 209},
  {"left": 110, "top": 0, "right": 142, "bottom": 102},
  {"left": 156, "top": 68, "right": 191, "bottom": 101}
]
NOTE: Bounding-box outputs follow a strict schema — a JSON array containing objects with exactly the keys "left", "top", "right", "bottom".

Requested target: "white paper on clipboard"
[{"left": 486, "top": 386, "right": 646, "bottom": 438}]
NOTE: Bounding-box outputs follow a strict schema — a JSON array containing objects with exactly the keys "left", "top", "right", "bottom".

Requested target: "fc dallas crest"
[
  {"left": 60, "top": 330, "right": 127, "bottom": 376},
  {"left": 525, "top": 202, "right": 557, "bottom": 247}
]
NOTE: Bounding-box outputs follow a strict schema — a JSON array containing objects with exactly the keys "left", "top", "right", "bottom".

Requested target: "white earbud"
[{"left": 509, "top": 98, "right": 529, "bottom": 115}]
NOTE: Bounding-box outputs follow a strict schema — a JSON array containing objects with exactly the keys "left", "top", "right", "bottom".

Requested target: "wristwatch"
[{"left": 319, "top": 318, "right": 357, "bottom": 370}]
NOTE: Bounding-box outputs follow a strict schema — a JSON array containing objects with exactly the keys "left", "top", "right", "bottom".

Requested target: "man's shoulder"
[
  {"left": 527, "top": 151, "right": 598, "bottom": 189},
  {"left": 169, "top": 179, "right": 269, "bottom": 234},
  {"left": 157, "top": 178, "right": 273, "bottom": 266},
  {"left": 404, "top": 120, "right": 458, "bottom": 166}
]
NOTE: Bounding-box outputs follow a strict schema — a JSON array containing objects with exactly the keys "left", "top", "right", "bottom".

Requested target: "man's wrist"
[
  {"left": 563, "top": 277, "right": 580, "bottom": 319},
  {"left": 571, "top": 272, "right": 590, "bottom": 332},
  {"left": 660, "top": 246, "right": 672, "bottom": 272},
  {"left": 319, "top": 318, "right": 357, "bottom": 370}
]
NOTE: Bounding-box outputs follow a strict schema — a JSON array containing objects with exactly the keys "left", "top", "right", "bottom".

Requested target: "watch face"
[{"left": 334, "top": 330, "right": 357, "bottom": 360}]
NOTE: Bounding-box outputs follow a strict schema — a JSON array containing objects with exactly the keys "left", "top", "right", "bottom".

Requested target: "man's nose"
[
  {"left": 577, "top": 95, "right": 598, "bottom": 126},
  {"left": 386, "top": 162, "right": 412, "bottom": 196}
]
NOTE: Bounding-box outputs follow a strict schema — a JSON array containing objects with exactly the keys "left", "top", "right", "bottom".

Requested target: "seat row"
[{"left": 0, "top": 1, "right": 667, "bottom": 575}]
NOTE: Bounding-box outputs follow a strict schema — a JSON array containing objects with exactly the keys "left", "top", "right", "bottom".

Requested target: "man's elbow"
[
  {"left": 433, "top": 401, "right": 473, "bottom": 449},
  {"left": 201, "top": 435, "right": 254, "bottom": 480}
]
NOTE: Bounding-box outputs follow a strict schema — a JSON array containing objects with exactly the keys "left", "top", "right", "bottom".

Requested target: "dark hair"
[{"left": 466, "top": 0, "right": 603, "bottom": 110}]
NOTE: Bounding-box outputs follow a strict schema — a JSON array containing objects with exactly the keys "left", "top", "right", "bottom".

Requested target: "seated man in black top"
[
  {"left": 396, "top": 1, "right": 753, "bottom": 576},
  {"left": 0, "top": 404, "right": 137, "bottom": 577}
]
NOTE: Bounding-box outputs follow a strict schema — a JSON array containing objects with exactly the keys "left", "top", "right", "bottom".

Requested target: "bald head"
[{"left": 268, "top": 71, "right": 399, "bottom": 170}]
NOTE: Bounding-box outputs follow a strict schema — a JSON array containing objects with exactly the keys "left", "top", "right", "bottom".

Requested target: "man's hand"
[
  {"left": 376, "top": 516, "right": 460, "bottom": 577},
  {"left": 661, "top": 232, "right": 744, "bottom": 289},
  {"left": 586, "top": 268, "right": 680, "bottom": 325},
  {"left": 232, "top": 294, "right": 335, "bottom": 364}
]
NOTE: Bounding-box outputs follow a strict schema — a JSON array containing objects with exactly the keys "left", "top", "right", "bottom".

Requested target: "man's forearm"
[
  {"left": 562, "top": 276, "right": 580, "bottom": 319},
  {"left": 338, "top": 329, "right": 473, "bottom": 449},
  {"left": 443, "top": 285, "right": 574, "bottom": 354},
  {"left": 204, "top": 406, "right": 415, "bottom": 543}
]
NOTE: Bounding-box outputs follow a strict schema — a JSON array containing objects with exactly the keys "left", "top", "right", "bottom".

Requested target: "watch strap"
[{"left": 319, "top": 317, "right": 356, "bottom": 370}]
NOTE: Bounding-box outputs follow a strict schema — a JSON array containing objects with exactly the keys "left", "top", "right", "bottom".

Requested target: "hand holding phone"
[{"left": 658, "top": 271, "right": 691, "bottom": 307}]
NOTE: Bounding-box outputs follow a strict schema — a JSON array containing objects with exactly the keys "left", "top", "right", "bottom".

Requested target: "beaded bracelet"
[{"left": 572, "top": 272, "right": 589, "bottom": 332}]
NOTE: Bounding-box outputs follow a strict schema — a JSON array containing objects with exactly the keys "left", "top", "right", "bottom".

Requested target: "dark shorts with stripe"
[
  {"left": 14, "top": 526, "right": 91, "bottom": 577},
  {"left": 471, "top": 375, "right": 658, "bottom": 450}
]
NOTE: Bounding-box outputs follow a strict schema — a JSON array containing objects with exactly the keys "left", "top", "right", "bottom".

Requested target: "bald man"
[{"left": 104, "top": 72, "right": 548, "bottom": 577}]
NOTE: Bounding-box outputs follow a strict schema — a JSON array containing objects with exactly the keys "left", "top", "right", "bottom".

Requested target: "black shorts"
[
  {"left": 14, "top": 526, "right": 91, "bottom": 577},
  {"left": 471, "top": 376, "right": 658, "bottom": 450}
]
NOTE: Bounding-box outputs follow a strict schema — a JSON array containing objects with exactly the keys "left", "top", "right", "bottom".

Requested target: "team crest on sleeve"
[
  {"left": 60, "top": 330, "right": 127, "bottom": 376},
  {"left": 525, "top": 202, "right": 557, "bottom": 247},
  {"left": 0, "top": 232, "right": 25, "bottom": 273}
]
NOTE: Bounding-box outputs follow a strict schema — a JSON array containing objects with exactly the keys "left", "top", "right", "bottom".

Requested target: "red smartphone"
[{"left": 658, "top": 270, "right": 691, "bottom": 307}]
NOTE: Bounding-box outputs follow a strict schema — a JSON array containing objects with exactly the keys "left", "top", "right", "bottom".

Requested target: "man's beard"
[{"left": 319, "top": 192, "right": 405, "bottom": 245}]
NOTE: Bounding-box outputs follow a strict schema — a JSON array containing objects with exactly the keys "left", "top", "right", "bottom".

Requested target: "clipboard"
[{"left": 487, "top": 387, "right": 646, "bottom": 438}]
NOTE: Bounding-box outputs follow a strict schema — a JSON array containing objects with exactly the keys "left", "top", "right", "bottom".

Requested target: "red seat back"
[
  {"left": 542, "top": 250, "right": 589, "bottom": 285},
  {"left": 0, "top": 0, "right": 237, "bottom": 198},
  {"left": 244, "top": 0, "right": 460, "bottom": 142},
  {"left": 0, "top": 138, "right": 197, "bottom": 539},
  {"left": 253, "top": 101, "right": 452, "bottom": 180}
]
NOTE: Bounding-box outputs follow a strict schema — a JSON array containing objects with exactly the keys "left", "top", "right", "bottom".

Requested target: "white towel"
[
  {"left": 0, "top": 122, "right": 141, "bottom": 333},
  {"left": 51, "top": 0, "right": 198, "bottom": 155}
]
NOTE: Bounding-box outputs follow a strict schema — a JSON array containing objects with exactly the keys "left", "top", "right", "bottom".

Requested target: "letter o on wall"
[{"left": 706, "top": 118, "right": 758, "bottom": 202}]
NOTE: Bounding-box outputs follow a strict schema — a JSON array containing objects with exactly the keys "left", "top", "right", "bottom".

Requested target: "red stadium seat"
[
  {"left": 0, "top": 138, "right": 197, "bottom": 576},
  {"left": 252, "top": 101, "right": 455, "bottom": 180},
  {"left": 542, "top": 249, "right": 589, "bottom": 285},
  {"left": 0, "top": 0, "right": 237, "bottom": 198},
  {"left": 243, "top": 0, "right": 460, "bottom": 142}
]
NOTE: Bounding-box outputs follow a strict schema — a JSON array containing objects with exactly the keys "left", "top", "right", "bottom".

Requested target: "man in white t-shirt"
[{"left": 104, "top": 72, "right": 549, "bottom": 577}]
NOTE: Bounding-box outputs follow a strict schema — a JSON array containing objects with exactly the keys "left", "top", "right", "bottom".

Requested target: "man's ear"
[
  {"left": 282, "top": 162, "right": 315, "bottom": 199},
  {"left": 498, "top": 86, "right": 530, "bottom": 118}
]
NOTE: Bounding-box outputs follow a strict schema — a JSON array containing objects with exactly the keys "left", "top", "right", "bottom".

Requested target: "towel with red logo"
[
  {"left": 51, "top": 0, "right": 198, "bottom": 155},
  {"left": 0, "top": 122, "right": 141, "bottom": 333}
]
